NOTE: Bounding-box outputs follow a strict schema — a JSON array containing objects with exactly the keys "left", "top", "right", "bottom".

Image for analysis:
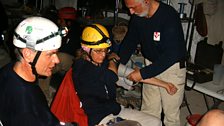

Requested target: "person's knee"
[
  {"left": 198, "top": 109, "right": 224, "bottom": 126},
  {"left": 154, "top": 117, "right": 162, "bottom": 126}
]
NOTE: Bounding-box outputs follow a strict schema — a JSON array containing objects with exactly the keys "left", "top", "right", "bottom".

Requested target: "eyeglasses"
[{"left": 92, "top": 49, "right": 110, "bottom": 54}]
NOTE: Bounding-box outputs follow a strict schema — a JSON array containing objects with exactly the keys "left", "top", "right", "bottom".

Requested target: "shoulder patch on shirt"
[{"left": 153, "top": 32, "right": 160, "bottom": 41}]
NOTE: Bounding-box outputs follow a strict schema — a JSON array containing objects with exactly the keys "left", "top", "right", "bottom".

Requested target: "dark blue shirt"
[
  {"left": 72, "top": 59, "right": 121, "bottom": 126},
  {"left": 0, "top": 63, "right": 60, "bottom": 126},
  {"left": 119, "top": 2, "right": 186, "bottom": 79}
]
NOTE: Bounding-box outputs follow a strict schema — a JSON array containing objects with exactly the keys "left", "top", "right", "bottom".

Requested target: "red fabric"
[
  {"left": 186, "top": 114, "right": 202, "bottom": 126},
  {"left": 51, "top": 68, "right": 88, "bottom": 126}
]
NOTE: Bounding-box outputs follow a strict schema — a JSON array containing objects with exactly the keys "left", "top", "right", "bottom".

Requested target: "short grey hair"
[
  {"left": 14, "top": 48, "right": 37, "bottom": 61},
  {"left": 14, "top": 48, "right": 23, "bottom": 61}
]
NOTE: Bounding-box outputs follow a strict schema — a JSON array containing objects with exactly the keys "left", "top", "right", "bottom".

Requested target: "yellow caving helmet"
[{"left": 81, "top": 24, "right": 112, "bottom": 49}]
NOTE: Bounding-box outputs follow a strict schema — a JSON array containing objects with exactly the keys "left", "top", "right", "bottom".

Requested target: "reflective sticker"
[
  {"left": 25, "top": 26, "right": 33, "bottom": 34},
  {"left": 153, "top": 32, "right": 160, "bottom": 41}
]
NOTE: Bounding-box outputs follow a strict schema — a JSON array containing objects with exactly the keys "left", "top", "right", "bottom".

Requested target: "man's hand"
[
  {"left": 165, "top": 83, "right": 178, "bottom": 95},
  {"left": 127, "top": 68, "right": 142, "bottom": 82},
  {"left": 108, "top": 52, "right": 120, "bottom": 61}
]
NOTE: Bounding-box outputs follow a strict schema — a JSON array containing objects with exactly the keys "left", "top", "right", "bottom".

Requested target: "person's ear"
[{"left": 21, "top": 48, "right": 36, "bottom": 63}]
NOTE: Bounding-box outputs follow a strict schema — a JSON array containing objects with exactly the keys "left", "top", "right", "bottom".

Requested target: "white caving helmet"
[
  {"left": 13, "top": 16, "right": 68, "bottom": 51},
  {"left": 13, "top": 16, "right": 68, "bottom": 77}
]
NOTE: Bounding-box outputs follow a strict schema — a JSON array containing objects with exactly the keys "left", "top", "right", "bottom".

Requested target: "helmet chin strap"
[
  {"left": 16, "top": 48, "right": 41, "bottom": 78},
  {"left": 29, "top": 51, "right": 41, "bottom": 78},
  {"left": 89, "top": 49, "right": 100, "bottom": 66}
]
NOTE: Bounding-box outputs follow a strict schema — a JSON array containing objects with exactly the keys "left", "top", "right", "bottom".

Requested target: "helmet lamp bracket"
[{"left": 14, "top": 27, "right": 68, "bottom": 48}]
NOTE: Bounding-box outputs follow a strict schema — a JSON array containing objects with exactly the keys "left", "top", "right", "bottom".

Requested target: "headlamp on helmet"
[{"left": 13, "top": 17, "right": 68, "bottom": 51}]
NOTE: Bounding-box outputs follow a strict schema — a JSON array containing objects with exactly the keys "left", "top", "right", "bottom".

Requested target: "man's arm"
[
  {"left": 118, "top": 16, "right": 140, "bottom": 65},
  {"left": 140, "top": 13, "right": 186, "bottom": 79}
]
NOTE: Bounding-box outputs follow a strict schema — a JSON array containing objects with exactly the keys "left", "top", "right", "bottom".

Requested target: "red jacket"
[{"left": 51, "top": 68, "right": 88, "bottom": 126}]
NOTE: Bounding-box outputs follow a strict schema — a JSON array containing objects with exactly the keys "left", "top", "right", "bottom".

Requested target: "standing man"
[
  {"left": 119, "top": 0, "right": 186, "bottom": 126},
  {"left": 0, "top": 17, "right": 68, "bottom": 126}
]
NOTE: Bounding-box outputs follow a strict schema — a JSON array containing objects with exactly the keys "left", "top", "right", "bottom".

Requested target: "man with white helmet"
[{"left": 0, "top": 16, "right": 68, "bottom": 126}]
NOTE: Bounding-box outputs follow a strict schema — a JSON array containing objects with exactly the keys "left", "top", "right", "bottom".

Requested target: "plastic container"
[{"left": 213, "top": 64, "right": 224, "bottom": 85}]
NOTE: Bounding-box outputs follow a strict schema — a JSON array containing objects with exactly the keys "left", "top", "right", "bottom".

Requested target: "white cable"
[{"left": 0, "top": 120, "right": 3, "bottom": 126}]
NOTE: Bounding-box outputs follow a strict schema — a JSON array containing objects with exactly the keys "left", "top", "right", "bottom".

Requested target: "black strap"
[
  {"left": 29, "top": 51, "right": 41, "bottom": 77},
  {"left": 185, "top": 71, "right": 197, "bottom": 91},
  {"left": 14, "top": 32, "right": 27, "bottom": 43},
  {"left": 87, "top": 25, "right": 108, "bottom": 38},
  {"left": 14, "top": 27, "right": 68, "bottom": 46},
  {"left": 179, "top": 60, "right": 186, "bottom": 69},
  {"left": 81, "top": 37, "right": 109, "bottom": 45},
  {"left": 37, "top": 27, "right": 68, "bottom": 44},
  {"left": 81, "top": 24, "right": 111, "bottom": 46}
]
